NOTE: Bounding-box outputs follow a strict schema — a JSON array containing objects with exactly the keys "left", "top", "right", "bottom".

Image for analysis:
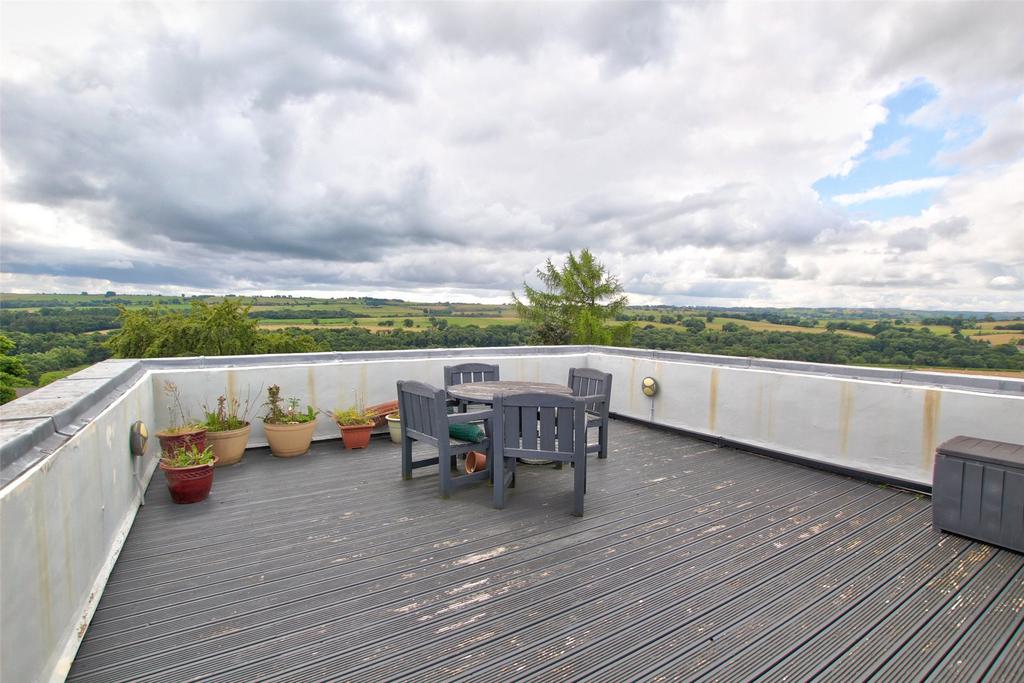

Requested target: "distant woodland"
[{"left": 1, "top": 293, "right": 1021, "bottom": 403}]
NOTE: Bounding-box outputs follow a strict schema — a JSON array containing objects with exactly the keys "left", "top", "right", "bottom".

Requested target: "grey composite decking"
[{"left": 69, "top": 421, "right": 1024, "bottom": 682}]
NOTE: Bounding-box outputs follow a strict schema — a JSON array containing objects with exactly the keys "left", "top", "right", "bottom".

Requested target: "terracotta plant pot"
[
  {"left": 207, "top": 423, "right": 251, "bottom": 467},
  {"left": 155, "top": 427, "right": 207, "bottom": 457},
  {"left": 385, "top": 413, "right": 402, "bottom": 444},
  {"left": 264, "top": 420, "right": 316, "bottom": 457},
  {"left": 465, "top": 450, "right": 487, "bottom": 474},
  {"left": 338, "top": 422, "right": 374, "bottom": 449},
  {"left": 160, "top": 458, "right": 217, "bottom": 504}
]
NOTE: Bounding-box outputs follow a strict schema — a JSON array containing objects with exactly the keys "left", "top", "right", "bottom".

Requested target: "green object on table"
[{"left": 449, "top": 423, "right": 485, "bottom": 442}]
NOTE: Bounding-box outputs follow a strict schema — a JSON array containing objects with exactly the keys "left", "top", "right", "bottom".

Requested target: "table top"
[{"left": 447, "top": 380, "right": 574, "bottom": 403}]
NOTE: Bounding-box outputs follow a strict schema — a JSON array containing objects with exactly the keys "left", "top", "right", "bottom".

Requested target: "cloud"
[
  {"left": 1, "top": 1, "right": 1022, "bottom": 311},
  {"left": 887, "top": 228, "right": 930, "bottom": 253},
  {"left": 929, "top": 216, "right": 970, "bottom": 239},
  {"left": 833, "top": 177, "right": 951, "bottom": 206},
  {"left": 937, "top": 96, "right": 1024, "bottom": 168},
  {"left": 989, "top": 276, "right": 1022, "bottom": 290},
  {"left": 872, "top": 136, "right": 911, "bottom": 160}
]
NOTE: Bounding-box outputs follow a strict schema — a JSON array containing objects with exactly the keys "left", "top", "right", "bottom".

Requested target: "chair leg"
[
  {"left": 439, "top": 454, "right": 452, "bottom": 498},
  {"left": 402, "top": 435, "right": 413, "bottom": 480},
  {"left": 493, "top": 454, "right": 506, "bottom": 509},
  {"left": 598, "top": 419, "right": 609, "bottom": 459},
  {"left": 573, "top": 454, "right": 586, "bottom": 517}
]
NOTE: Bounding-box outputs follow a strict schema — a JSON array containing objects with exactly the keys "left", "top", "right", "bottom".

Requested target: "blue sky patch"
[{"left": 814, "top": 80, "right": 983, "bottom": 220}]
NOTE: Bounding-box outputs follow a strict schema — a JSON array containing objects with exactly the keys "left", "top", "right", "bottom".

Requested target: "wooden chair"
[
  {"left": 568, "top": 367, "right": 613, "bottom": 459},
  {"left": 396, "top": 380, "right": 492, "bottom": 498},
  {"left": 444, "top": 362, "right": 500, "bottom": 412},
  {"left": 492, "top": 392, "right": 588, "bottom": 517}
]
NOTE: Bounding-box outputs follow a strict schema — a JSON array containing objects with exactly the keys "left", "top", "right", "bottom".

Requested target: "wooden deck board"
[{"left": 68, "top": 421, "right": 1024, "bottom": 682}]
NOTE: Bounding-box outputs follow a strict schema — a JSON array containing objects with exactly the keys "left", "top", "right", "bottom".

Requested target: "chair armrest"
[
  {"left": 577, "top": 394, "right": 608, "bottom": 404},
  {"left": 448, "top": 409, "right": 493, "bottom": 425}
]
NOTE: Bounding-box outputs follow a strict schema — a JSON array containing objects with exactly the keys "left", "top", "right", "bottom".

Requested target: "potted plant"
[
  {"left": 262, "top": 385, "right": 318, "bottom": 457},
  {"left": 155, "top": 381, "right": 207, "bottom": 456},
  {"left": 333, "top": 406, "right": 375, "bottom": 449},
  {"left": 385, "top": 411, "right": 401, "bottom": 444},
  {"left": 160, "top": 442, "right": 217, "bottom": 504},
  {"left": 202, "top": 389, "right": 257, "bottom": 467}
]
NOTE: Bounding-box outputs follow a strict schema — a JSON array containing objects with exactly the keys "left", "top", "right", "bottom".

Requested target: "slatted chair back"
[
  {"left": 396, "top": 380, "right": 448, "bottom": 445},
  {"left": 568, "top": 367, "right": 613, "bottom": 459},
  {"left": 568, "top": 367, "right": 612, "bottom": 413},
  {"left": 492, "top": 392, "right": 588, "bottom": 516},
  {"left": 444, "top": 363, "right": 500, "bottom": 388}
]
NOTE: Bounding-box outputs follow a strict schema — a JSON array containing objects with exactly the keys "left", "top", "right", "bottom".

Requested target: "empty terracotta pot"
[{"left": 464, "top": 450, "right": 487, "bottom": 474}]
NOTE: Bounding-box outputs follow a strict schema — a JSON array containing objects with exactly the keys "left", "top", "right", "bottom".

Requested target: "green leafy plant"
[
  {"left": 202, "top": 387, "right": 259, "bottom": 432},
  {"left": 333, "top": 406, "right": 374, "bottom": 426},
  {"left": 162, "top": 443, "right": 215, "bottom": 468},
  {"left": 162, "top": 380, "right": 201, "bottom": 434},
  {"left": 262, "top": 385, "right": 318, "bottom": 424}
]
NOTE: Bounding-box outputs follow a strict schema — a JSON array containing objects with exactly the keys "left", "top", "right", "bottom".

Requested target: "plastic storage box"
[{"left": 933, "top": 436, "right": 1024, "bottom": 553}]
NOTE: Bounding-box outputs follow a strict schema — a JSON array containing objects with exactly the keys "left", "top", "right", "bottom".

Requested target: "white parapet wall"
[
  {"left": 590, "top": 350, "right": 1024, "bottom": 486},
  {"left": 149, "top": 351, "right": 589, "bottom": 446},
  {"left": 0, "top": 345, "right": 1021, "bottom": 683},
  {"left": 0, "top": 372, "right": 157, "bottom": 683}
]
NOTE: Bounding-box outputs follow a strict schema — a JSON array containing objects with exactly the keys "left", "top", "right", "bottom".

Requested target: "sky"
[{"left": 1, "top": 1, "right": 1023, "bottom": 311}]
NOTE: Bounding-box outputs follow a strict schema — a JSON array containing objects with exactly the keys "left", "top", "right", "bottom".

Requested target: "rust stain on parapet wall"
[
  {"left": 306, "top": 367, "right": 318, "bottom": 412},
  {"left": 226, "top": 370, "right": 238, "bottom": 406},
  {"left": 839, "top": 383, "right": 854, "bottom": 458},
  {"left": 709, "top": 368, "right": 719, "bottom": 433},
  {"left": 922, "top": 389, "right": 942, "bottom": 469}
]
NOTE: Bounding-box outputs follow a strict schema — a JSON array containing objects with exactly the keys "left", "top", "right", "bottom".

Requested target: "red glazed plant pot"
[
  {"left": 160, "top": 459, "right": 217, "bottom": 504},
  {"left": 156, "top": 427, "right": 207, "bottom": 457},
  {"left": 339, "top": 423, "right": 374, "bottom": 449}
]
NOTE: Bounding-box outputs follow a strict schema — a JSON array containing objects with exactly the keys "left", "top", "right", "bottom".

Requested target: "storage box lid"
[{"left": 937, "top": 436, "right": 1024, "bottom": 467}]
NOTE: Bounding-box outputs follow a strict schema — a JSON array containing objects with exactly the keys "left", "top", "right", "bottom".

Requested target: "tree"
[
  {"left": 0, "top": 333, "right": 32, "bottom": 403},
  {"left": 512, "top": 249, "right": 632, "bottom": 345},
  {"left": 105, "top": 300, "right": 320, "bottom": 358},
  {"left": 403, "top": 318, "right": 414, "bottom": 328},
  {"left": 682, "top": 318, "right": 706, "bottom": 333}
]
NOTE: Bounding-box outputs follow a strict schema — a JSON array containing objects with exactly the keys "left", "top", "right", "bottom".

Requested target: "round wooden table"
[
  {"left": 447, "top": 381, "right": 574, "bottom": 465},
  {"left": 446, "top": 380, "right": 574, "bottom": 404}
]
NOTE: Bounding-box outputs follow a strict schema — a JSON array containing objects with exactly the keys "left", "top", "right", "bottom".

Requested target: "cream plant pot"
[
  {"left": 386, "top": 413, "right": 402, "bottom": 444},
  {"left": 207, "top": 423, "right": 252, "bottom": 467},
  {"left": 263, "top": 420, "right": 316, "bottom": 457}
]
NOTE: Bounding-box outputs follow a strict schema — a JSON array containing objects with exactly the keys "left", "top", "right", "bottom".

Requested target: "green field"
[
  {"left": 3, "top": 292, "right": 1019, "bottom": 345},
  {"left": 2, "top": 294, "right": 1021, "bottom": 398}
]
